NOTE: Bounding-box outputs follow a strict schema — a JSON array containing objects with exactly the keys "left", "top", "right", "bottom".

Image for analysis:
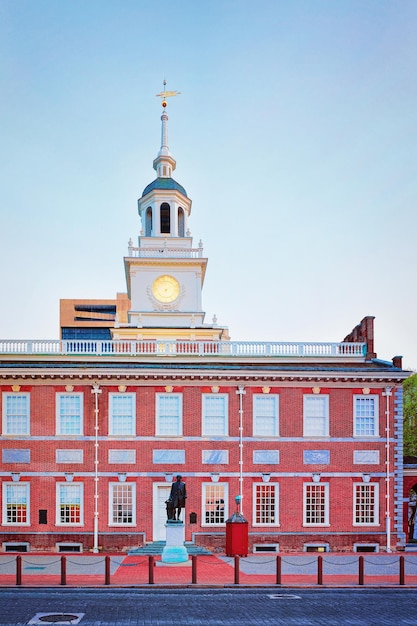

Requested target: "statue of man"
[{"left": 168, "top": 474, "right": 187, "bottom": 521}]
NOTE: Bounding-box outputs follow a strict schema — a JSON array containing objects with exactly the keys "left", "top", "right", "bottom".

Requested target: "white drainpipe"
[
  {"left": 236, "top": 386, "right": 246, "bottom": 514},
  {"left": 383, "top": 386, "right": 393, "bottom": 553},
  {"left": 91, "top": 383, "right": 102, "bottom": 553}
]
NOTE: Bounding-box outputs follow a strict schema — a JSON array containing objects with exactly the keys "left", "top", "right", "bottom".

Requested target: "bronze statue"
[{"left": 166, "top": 474, "right": 187, "bottom": 522}]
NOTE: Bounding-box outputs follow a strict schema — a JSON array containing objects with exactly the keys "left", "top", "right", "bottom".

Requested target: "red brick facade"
[{"left": 0, "top": 349, "right": 408, "bottom": 553}]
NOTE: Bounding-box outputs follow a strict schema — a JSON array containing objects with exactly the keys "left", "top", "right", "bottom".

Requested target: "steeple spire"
[{"left": 153, "top": 80, "right": 181, "bottom": 178}]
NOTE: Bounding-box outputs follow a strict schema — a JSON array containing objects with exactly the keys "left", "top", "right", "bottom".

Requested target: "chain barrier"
[
  {"left": 23, "top": 557, "right": 61, "bottom": 566},
  {"left": 322, "top": 557, "right": 358, "bottom": 566},
  {"left": 114, "top": 557, "right": 149, "bottom": 566},
  {"left": 405, "top": 555, "right": 417, "bottom": 573},
  {"left": 199, "top": 555, "right": 233, "bottom": 565},
  {"left": 240, "top": 556, "right": 276, "bottom": 564},
  {"left": 281, "top": 557, "right": 317, "bottom": 567},
  {"left": 0, "top": 558, "right": 17, "bottom": 568},
  {"left": 66, "top": 557, "right": 106, "bottom": 566},
  {"left": 365, "top": 556, "right": 400, "bottom": 567},
  {"left": 2, "top": 553, "right": 416, "bottom": 587}
]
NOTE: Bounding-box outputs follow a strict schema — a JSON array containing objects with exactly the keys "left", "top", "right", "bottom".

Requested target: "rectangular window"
[
  {"left": 56, "top": 394, "right": 83, "bottom": 435},
  {"left": 304, "top": 483, "right": 329, "bottom": 525},
  {"left": 203, "top": 483, "right": 227, "bottom": 526},
  {"left": 202, "top": 395, "right": 228, "bottom": 436},
  {"left": 253, "top": 395, "right": 279, "bottom": 436},
  {"left": 109, "top": 483, "right": 135, "bottom": 525},
  {"left": 354, "top": 483, "right": 379, "bottom": 525},
  {"left": 156, "top": 394, "right": 182, "bottom": 436},
  {"left": 354, "top": 396, "right": 378, "bottom": 437},
  {"left": 109, "top": 394, "right": 136, "bottom": 436},
  {"left": 303, "top": 396, "right": 329, "bottom": 437},
  {"left": 2, "top": 483, "right": 29, "bottom": 525},
  {"left": 2, "top": 394, "right": 30, "bottom": 435},
  {"left": 253, "top": 483, "right": 279, "bottom": 526},
  {"left": 57, "top": 483, "right": 83, "bottom": 525}
]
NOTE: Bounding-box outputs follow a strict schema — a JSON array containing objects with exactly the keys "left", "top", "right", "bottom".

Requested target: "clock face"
[{"left": 152, "top": 275, "right": 180, "bottom": 303}]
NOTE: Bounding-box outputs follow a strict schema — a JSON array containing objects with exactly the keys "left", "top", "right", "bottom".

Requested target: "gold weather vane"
[{"left": 156, "top": 79, "right": 181, "bottom": 108}]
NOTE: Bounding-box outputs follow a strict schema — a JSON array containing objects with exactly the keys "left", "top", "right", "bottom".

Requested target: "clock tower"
[{"left": 113, "top": 84, "right": 229, "bottom": 343}]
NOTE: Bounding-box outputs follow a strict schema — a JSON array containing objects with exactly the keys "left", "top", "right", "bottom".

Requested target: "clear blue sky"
[{"left": 1, "top": 0, "right": 416, "bottom": 369}]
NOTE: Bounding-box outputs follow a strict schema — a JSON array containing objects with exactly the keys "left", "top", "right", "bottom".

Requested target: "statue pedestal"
[{"left": 162, "top": 521, "right": 188, "bottom": 563}]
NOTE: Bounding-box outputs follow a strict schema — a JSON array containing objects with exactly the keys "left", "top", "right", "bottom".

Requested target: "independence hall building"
[{"left": 0, "top": 92, "right": 409, "bottom": 554}]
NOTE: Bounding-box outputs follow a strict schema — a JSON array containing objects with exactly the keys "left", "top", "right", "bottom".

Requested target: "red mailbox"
[{"left": 225, "top": 511, "right": 248, "bottom": 557}]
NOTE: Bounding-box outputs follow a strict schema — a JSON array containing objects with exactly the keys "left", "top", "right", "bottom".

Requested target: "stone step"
[
  {"left": 128, "top": 541, "right": 211, "bottom": 556},
  {"left": 405, "top": 543, "right": 417, "bottom": 552}
]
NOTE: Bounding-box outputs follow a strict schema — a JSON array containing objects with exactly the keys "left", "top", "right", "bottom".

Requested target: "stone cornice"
[{"left": 0, "top": 367, "right": 407, "bottom": 386}]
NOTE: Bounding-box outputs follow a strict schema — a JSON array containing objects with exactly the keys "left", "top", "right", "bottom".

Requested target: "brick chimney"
[{"left": 343, "top": 316, "right": 376, "bottom": 360}]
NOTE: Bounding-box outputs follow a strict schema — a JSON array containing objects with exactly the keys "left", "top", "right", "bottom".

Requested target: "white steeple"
[
  {"left": 137, "top": 82, "right": 190, "bottom": 239},
  {"left": 116, "top": 83, "right": 230, "bottom": 343},
  {"left": 153, "top": 80, "right": 180, "bottom": 178}
]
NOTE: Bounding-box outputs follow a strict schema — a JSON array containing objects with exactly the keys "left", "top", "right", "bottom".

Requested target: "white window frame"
[
  {"left": 56, "top": 393, "right": 83, "bottom": 436},
  {"left": 353, "top": 395, "right": 379, "bottom": 437},
  {"left": 202, "top": 394, "right": 228, "bottom": 436},
  {"left": 202, "top": 482, "right": 228, "bottom": 526},
  {"left": 2, "top": 393, "right": 30, "bottom": 435},
  {"left": 109, "top": 482, "right": 136, "bottom": 526},
  {"left": 156, "top": 393, "right": 182, "bottom": 436},
  {"left": 56, "top": 482, "right": 84, "bottom": 526},
  {"left": 303, "top": 395, "right": 329, "bottom": 437},
  {"left": 253, "top": 395, "right": 279, "bottom": 437},
  {"left": 109, "top": 393, "right": 136, "bottom": 436},
  {"left": 2, "top": 482, "right": 30, "bottom": 526},
  {"left": 303, "top": 482, "right": 329, "bottom": 526},
  {"left": 353, "top": 482, "right": 379, "bottom": 526},
  {"left": 253, "top": 482, "right": 279, "bottom": 526}
]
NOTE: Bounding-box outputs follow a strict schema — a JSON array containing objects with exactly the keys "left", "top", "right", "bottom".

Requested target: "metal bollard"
[
  {"left": 358, "top": 555, "right": 364, "bottom": 585},
  {"left": 276, "top": 555, "right": 282, "bottom": 585},
  {"left": 148, "top": 555, "right": 154, "bottom": 584},
  {"left": 192, "top": 555, "right": 197, "bottom": 584},
  {"left": 317, "top": 555, "right": 323, "bottom": 585},
  {"left": 399, "top": 555, "right": 405, "bottom": 586},
  {"left": 60, "top": 556, "right": 66, "bottom": 586},
  {"left": 234, "top": 555, "right": 240, "bottom": 585},
  {"left": 16, "top": 555, "right": 22, "bottom": 586},
  {"left": 105, "top": 555, "right": 111, "bottom": 585}
]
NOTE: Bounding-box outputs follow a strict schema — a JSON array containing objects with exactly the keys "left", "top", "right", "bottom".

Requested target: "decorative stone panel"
[
  {"left": 153, "top": 450, "right": 185, "bottom": 464},
  {"left": 253, "top": 450, "right": 279, "bottom": 464},
  {"left": 303, "top": 450, "right": 330, "bottom": 465}
]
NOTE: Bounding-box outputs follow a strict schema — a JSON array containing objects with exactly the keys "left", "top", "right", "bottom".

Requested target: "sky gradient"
[{"left": 1, "top": 0, "right": 416, "bottom": 369}]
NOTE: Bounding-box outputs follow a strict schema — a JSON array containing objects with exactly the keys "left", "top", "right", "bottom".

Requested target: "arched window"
[
  {"left": 178, "top": 208, "right": 185, "bottom": 237},
  {"left": 160, "top": 203, "right": 170, "bottom": 234},
  {"left": 145, "top": 208, "right": 152, "bottom": 236}
]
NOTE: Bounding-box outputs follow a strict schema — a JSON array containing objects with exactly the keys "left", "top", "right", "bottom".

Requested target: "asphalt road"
[{"left": 0, "top": 588, "right": 415, "bottom": 626}]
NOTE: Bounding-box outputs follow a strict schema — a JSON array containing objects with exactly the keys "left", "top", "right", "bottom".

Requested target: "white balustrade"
[
  {"left": 127, "top": 246, "right": 203, "bottom": 258},
  {"left": 0, "top": 339, "right": 366, "bottom": 358}
]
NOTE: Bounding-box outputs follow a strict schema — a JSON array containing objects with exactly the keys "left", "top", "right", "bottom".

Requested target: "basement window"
[
  {"left": 354, "top": 543, "right": 379, "bottom": 553},
  {"left": 56, "top": 543, "right": 83, "bottom": 553},
  {"left": 253, "top": 544, "right": 279, "bottom": 553},
  {"left": 304, "top": 543, "right": 329, "bottom": 553},
  {"left": 3, "top": 542, "right": 29, "bottom": 552}
]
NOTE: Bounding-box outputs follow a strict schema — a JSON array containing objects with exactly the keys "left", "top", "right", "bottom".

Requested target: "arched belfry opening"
[
  {"left": 145, "top": 208, "right": 152, "bottom": 236},
  {"left": 160, "top": 203, "right": 170, "bottom": 234},
  {"left": 178, "top": 208, "right": 185, "bottom": 237}
]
